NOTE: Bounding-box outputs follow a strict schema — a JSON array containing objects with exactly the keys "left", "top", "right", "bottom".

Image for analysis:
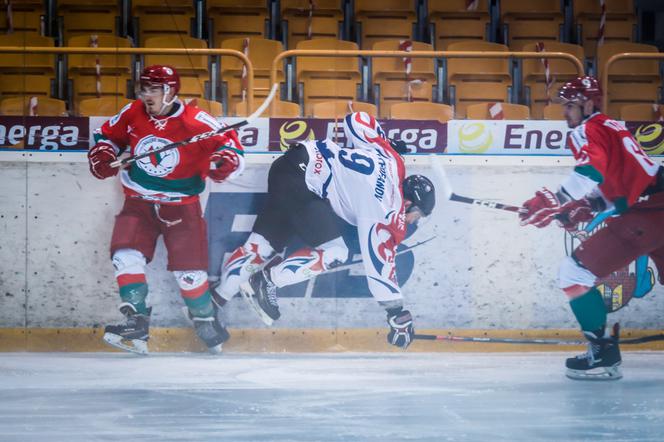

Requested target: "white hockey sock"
[{"left": 217, "top": 233, "right": 275, "bottom": 300}]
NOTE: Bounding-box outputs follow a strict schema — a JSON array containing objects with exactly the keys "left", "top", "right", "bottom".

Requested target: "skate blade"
[
  {"left": 239, "top": 282, "right": 274, "bottom": 326},
  {"left": 103, "top": 332, "right": 149, "bottom": 356},
  {"left": 207, "top": 343, "right": 223, "bottom": 355},
  {"left": 566, "top": 364, "right": 623, "bottom": 381}
]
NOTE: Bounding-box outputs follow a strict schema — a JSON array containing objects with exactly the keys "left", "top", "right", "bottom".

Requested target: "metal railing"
[{"left": 0, "top": 46, "right": 255, "bottom": 112}]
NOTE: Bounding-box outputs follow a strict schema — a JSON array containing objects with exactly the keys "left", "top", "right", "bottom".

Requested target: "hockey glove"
[
  {"left": 555, "top": 198, "right": 594, "bottom": 235},
  {"left": 88, "top": 142, "right": 119, "bottom": 180},
  {"left": 209, "top": 149, "right": 242, "bottom": 182},
  {"left": 386, "top": 308, "right": 414, "bottom": 349}
]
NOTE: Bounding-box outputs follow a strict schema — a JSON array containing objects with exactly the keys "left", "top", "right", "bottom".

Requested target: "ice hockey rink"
[{"left": 1, "top": 351, "right": 663, "bottom": 442}]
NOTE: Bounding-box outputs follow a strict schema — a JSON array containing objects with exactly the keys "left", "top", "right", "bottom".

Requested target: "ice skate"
[
  {"left": 239, "top": 269, "right": 280, "bottom": 326},
  {"left": 566, "top": 325, "right": 622, "bottom": 381},
  {"left": 103, "top": 304, "right": 151, "bottom": 355},
  {"left": 193, "top": 315, "right": 230, "bottom": 354}
]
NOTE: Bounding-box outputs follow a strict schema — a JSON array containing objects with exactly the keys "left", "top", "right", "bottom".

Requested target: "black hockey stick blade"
[{"left": 110, "top": 83, "right": 279, "bottom": 168}]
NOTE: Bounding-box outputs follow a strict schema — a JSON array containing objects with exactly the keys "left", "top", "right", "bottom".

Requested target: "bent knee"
[{"left": 558, "top": 256, "right": 596, "bottom": 298}]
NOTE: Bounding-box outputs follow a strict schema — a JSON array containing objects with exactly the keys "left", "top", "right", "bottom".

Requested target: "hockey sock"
[
  {"left": 270, "top": 238, "right": 347, "bottom": 287},
  {"left": 175, "top": 271, "right": 214, "bottom": 318},
  {"left": 218, "top": 233, "right": 275, "bottom": 300},
  {"left": 569, "top": 287, "right": 607, "bottom": 333},
  {"left": 117, "top": 274, "right": 149, "bottom": 315}
]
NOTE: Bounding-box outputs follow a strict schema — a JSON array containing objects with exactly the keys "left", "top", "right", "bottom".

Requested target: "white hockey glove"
[{"left": 386, "top": 308, "right": 414, "bottom": 349}]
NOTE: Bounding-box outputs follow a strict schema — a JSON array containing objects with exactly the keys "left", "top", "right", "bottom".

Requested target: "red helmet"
[
  {"left": 139, "top": 65, "right": 180, "bottom": 95},
  {"left": 556, "top": 75, "right": 602, "bottom": 108}
]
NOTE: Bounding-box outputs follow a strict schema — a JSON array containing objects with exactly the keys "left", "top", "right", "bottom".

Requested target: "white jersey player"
[{"left": 215, "top": 112, "right": 435, "bottom": 349}]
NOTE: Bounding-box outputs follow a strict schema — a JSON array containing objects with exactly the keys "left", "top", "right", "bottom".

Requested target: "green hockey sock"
[{"left": 569, "top": 287, "right": 606, "bottom": 333}]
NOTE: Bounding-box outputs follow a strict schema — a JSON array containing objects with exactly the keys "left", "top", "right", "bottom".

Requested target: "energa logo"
[{"left": 457, "top": 122, "right": 493, "bottom": 153}]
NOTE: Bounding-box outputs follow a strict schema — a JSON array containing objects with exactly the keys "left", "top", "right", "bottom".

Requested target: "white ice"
[{"left": 1, "top": 352, "right": 664, "bottom": 442}]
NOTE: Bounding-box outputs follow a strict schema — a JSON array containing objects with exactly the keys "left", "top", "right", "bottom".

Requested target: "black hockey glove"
[{"left": 386, "top": 308, "right": 414, "bottom": 349}]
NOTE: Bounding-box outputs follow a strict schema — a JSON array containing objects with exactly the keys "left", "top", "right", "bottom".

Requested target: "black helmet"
[{"left": 403, "top": 174, "right": 435, "bottom": 216}]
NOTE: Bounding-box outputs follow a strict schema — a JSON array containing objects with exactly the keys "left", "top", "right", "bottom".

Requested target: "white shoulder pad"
[{"left": 194, "top": 111, "right": 222, "bottom": 130}]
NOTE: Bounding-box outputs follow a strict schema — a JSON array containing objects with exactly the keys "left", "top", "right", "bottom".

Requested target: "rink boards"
[{"left": 1, "top": 152, "right": 663, "bottom": 352}]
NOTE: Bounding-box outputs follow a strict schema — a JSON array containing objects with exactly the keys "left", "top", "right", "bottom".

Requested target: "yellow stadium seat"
[
  {"left": 70, "top": 74, "right": 131, "bottom": 113},
  {"left": 542, "top": 103, "right": 565, "bottom": 120},
  {"left": 177, "top": 77, "right": 209, "bottom": 101},
  {"left": 0, "top": 74, "right": 52, "bottom": 98},
  {"left": 220, "top": 37, "right": 284, "bottom": 110},
  {"left": 296, "top": 38, "right": 362, "bottom": 116},
  {"left": 312, "top": 100, "right": 377, "bottom": 119},
  {"left": 0, "top": 33, "right": 55, "bottom": 74},
  {"left": 574, "top": 0, "right": 635, "bottom": 58},
  {"left": 207, "top": 0, "right": 268, "bottom": 45},
  {"left": 500, "top": 0, "right": 563, "bottom": 49},
  {"left": 144, "top": 35, "right": 209, "bottom": 75},
  {"left": 182, "top": 98, "right": 224, "bottom": 117},
  {"left": 372, "top": 39, "right": 436, "bottom": 117},
  {"left": 77, "top": 97, "right": 134, "bottom": 117},
  {"left": 355, "top": 0, "right": 416, "bottom": 49},
  {"left": 521, "top": 42, "right": 584, "bottom": 119},
  {"left": 428, "top": 0, "right": 489, "bottom": 50},
  {"left": 67, "top": 35, "right": 132, "bottom": 73},
  {"left": 0, "top": 96, "right": 67, "bottom": 116},
  {"left": 446, "top": 41, "right": 512, "bottom": 118},
  {"left": 619, "top": 103, "right": 663, "bottom": 121},
  {"left": 598, "top": 42, "right": 660, "bottom": 118},
  {"left": 389, "top": 101, "right": 454, "bottom": 122},
  {"left": 466, "top": 102, "right": 530, "bottom": 119},
  {"left": 281, "top": 0, "right": 343, "bottom": 49},
  {"left": 61, "top": 13, "right": 117, "bottom": 41},
  {"left": 235, "top": 98, "right": 301, "bottom": 117},
  {"left": 133, "top": 0, "right": 194, "bottom": 44},
  {"left": 0, "top": 0, "right": 43, "bottom": 34}
]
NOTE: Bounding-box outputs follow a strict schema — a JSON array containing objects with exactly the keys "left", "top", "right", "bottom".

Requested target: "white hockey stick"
[{"left": 110, "top": 83, "right": 279, "bottom": 168}]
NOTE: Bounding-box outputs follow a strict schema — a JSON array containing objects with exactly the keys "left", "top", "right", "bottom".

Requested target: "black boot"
[
  {"left": 103, "top": 303, "right": 151, "bottom": 355},
  {"left": 193, "top": 312, "right": 230, "bottom": 354},
  {"left": 239, "top": 269, "right": 280, "bottom": 325},
  {"left": 566, "top": 324, "right": 622, "bottom": 380}
]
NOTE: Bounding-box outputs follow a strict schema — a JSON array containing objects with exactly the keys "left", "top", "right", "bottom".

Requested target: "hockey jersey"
[
  {"left": 301, "top": 138, "right": 407, "bottom": 303},
  {"left": 563, "top": 112, "right": 660, "bottom": 212},
  {"left": 95, "top": 100, "right": 243, "bottom": 204}
]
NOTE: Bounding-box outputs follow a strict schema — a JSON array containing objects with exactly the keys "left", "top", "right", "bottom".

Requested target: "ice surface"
[{"left": 1, "top": 352, "right": 663, "bottom": 441}]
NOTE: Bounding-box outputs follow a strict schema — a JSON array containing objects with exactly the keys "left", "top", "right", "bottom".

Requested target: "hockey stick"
[
  {"left": 413, "top": 333, "right": 664, "bottom": 345},
  {"left": 110, "top": 83, "right": 279, "bottom": 168}
]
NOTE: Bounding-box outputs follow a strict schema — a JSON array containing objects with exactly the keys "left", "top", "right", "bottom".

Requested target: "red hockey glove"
[
  {"left": 209, "top": 149, "right": 242, "bottom": 182},
  {"left": 556, "top": 198, "right": 594, "bottom": 232},
  {"left": 519, "top": 188, "right": 562, "bottom": 228},
  {"left": 88, "top": 142, "right": 118, "bottom": 180}
]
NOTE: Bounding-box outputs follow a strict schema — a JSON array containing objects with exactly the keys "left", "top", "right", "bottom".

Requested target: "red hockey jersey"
[
  {"left": 564, "top": 113, "right": 659, "bottom": 211},
  {"left": 96, "top": 100, "right": 243, "bottom": 204}
]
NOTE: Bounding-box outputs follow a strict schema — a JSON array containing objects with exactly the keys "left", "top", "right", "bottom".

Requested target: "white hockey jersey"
[{"left": 300, "top": 138, "right": 407, "bottom": 303}]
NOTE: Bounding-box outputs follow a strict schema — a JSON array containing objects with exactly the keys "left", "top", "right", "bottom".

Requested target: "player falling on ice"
[
  {"left": 87, "top": 65, "right": 245, "bottom": 354},
  {"left": 214, "top": 112, "right": 435, "bottom": 349},
  {"left": 519, "top": 76, "right": 664, "bottom": 380}
]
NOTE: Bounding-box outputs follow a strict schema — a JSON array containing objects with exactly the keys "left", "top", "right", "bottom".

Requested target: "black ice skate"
[
  {"left": 239, "top": 269, "right": 280, "bottom": 326},
  {"left": 566, "top": 325, "right": 622, "bottom": 381},
  {"left": 103, "top": 303, "right": 151, "bottom": 355},
  {"left": 193, "top": 315, "right": 230, "bottom": 354}
]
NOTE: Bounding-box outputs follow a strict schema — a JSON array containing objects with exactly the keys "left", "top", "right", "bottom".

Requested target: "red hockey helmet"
[
  {"left": 556, "top": 75, "right": 602, "bottom": 109},
  {"left": 139, "top": 65, "right": 180, "bottom": 96}
]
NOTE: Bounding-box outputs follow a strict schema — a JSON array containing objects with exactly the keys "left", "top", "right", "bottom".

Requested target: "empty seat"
[
  {"left": 296, "top": 38, "right": 361, "bottom": 116},
  {"left": 58, "top": 0, "right": 119, "bottom": 41},
  {"left": 389, "top": 101, "right": 454, "bottom": 122},
  {"left": 235, "top": 98, "right": 301, "bottom": 117},
  {"left": 446, "top": 41, "right": 512, "bottom": 118},
  {"left": 69, "top": 74, "right": 132, "bottom": 112},
  {"left": 281, "top": 0, "right": 343, "bottom": 49},
  {"left": 355, "top": 0, "right": 416, "bottom": 49},
  {"left": 466, "top": 102, "right": 530, "bottom": 119},
  {"left": 133, "top": 0, "right": 194, "bottom": 44},
  {"left": 220, "top": 37, "right": 284, "bottom": 111},
  {"left": 207, "top": 0, "right": 269, "bottom": 45},
  {"left": 574, "top": 0, "right": 635, "bottom": 58},
  {"left": 183, "top": 98, "right": 224, "bottom": 117},
  {"left": 427, "top": 0, "right": 489, "bottom": 50},
  {"left": 619, "top": 103, "right": 663, "bottom": 121},
  {"left": 0, "top": 96, "right": 67, "bottom": 116},
  {"left": 0, "top": 74, "right": 52, "bottom": 98},
  {"left": 521, "top": 42, "right": 584, "bottom": 119},
  {"left": 371, "top": 39, "right": 436, "bottom": 118},
  {"left": 0, "top": 33, "right": 55, "bottom": 74},
  {"left": 598, "top": 42, "right": 660, "bottom": 118},
  {"left": 542, "top": 103, "right": 564, "bottom": 120},
  {"left": 77, "top": 97, "right": 134, "bottom": 116},
  {"left": 500, "top": 0, "right": 563, "bottom": 49},
  {"left": 67, "top": 35, "right": 132, "bottom": 73},
  {"left": 312, "top": 100, "right": 377, "bottom": 118},
  {"left": 0, "top": 0, "right": 43, "bottom": 34}
]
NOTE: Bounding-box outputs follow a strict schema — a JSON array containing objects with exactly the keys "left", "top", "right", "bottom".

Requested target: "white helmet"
[{"left": 343, "top": 112, "right": 388, "bottom": 150}]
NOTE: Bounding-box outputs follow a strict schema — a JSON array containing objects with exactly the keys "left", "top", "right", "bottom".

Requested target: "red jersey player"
[
  {"left": 519, "top": 76, "right": 664, "bottom": 380},
  {"left": 87, "top": 65, "right": 244, "bottom": 354}
]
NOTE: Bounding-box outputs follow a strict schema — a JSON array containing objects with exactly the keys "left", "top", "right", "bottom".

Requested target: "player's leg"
[
  {"left": 103, "top": 199, "right": 160, "bottom": 354},
  {"left": 162, "top": 202, "right": 228, "bottom": 353}
]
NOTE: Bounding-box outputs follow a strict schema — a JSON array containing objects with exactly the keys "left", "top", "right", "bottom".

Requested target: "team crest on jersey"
[{"left": 134, "top": 135, "right": 179, "bottom": 177}]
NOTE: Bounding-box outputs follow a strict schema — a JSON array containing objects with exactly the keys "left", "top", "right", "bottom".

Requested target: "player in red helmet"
[
  {"left": 87, "top": 65, "right": 244, "bottom": 355},
  {"left": 519, "top": 75, "right": 664, "bottom": 380}
]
